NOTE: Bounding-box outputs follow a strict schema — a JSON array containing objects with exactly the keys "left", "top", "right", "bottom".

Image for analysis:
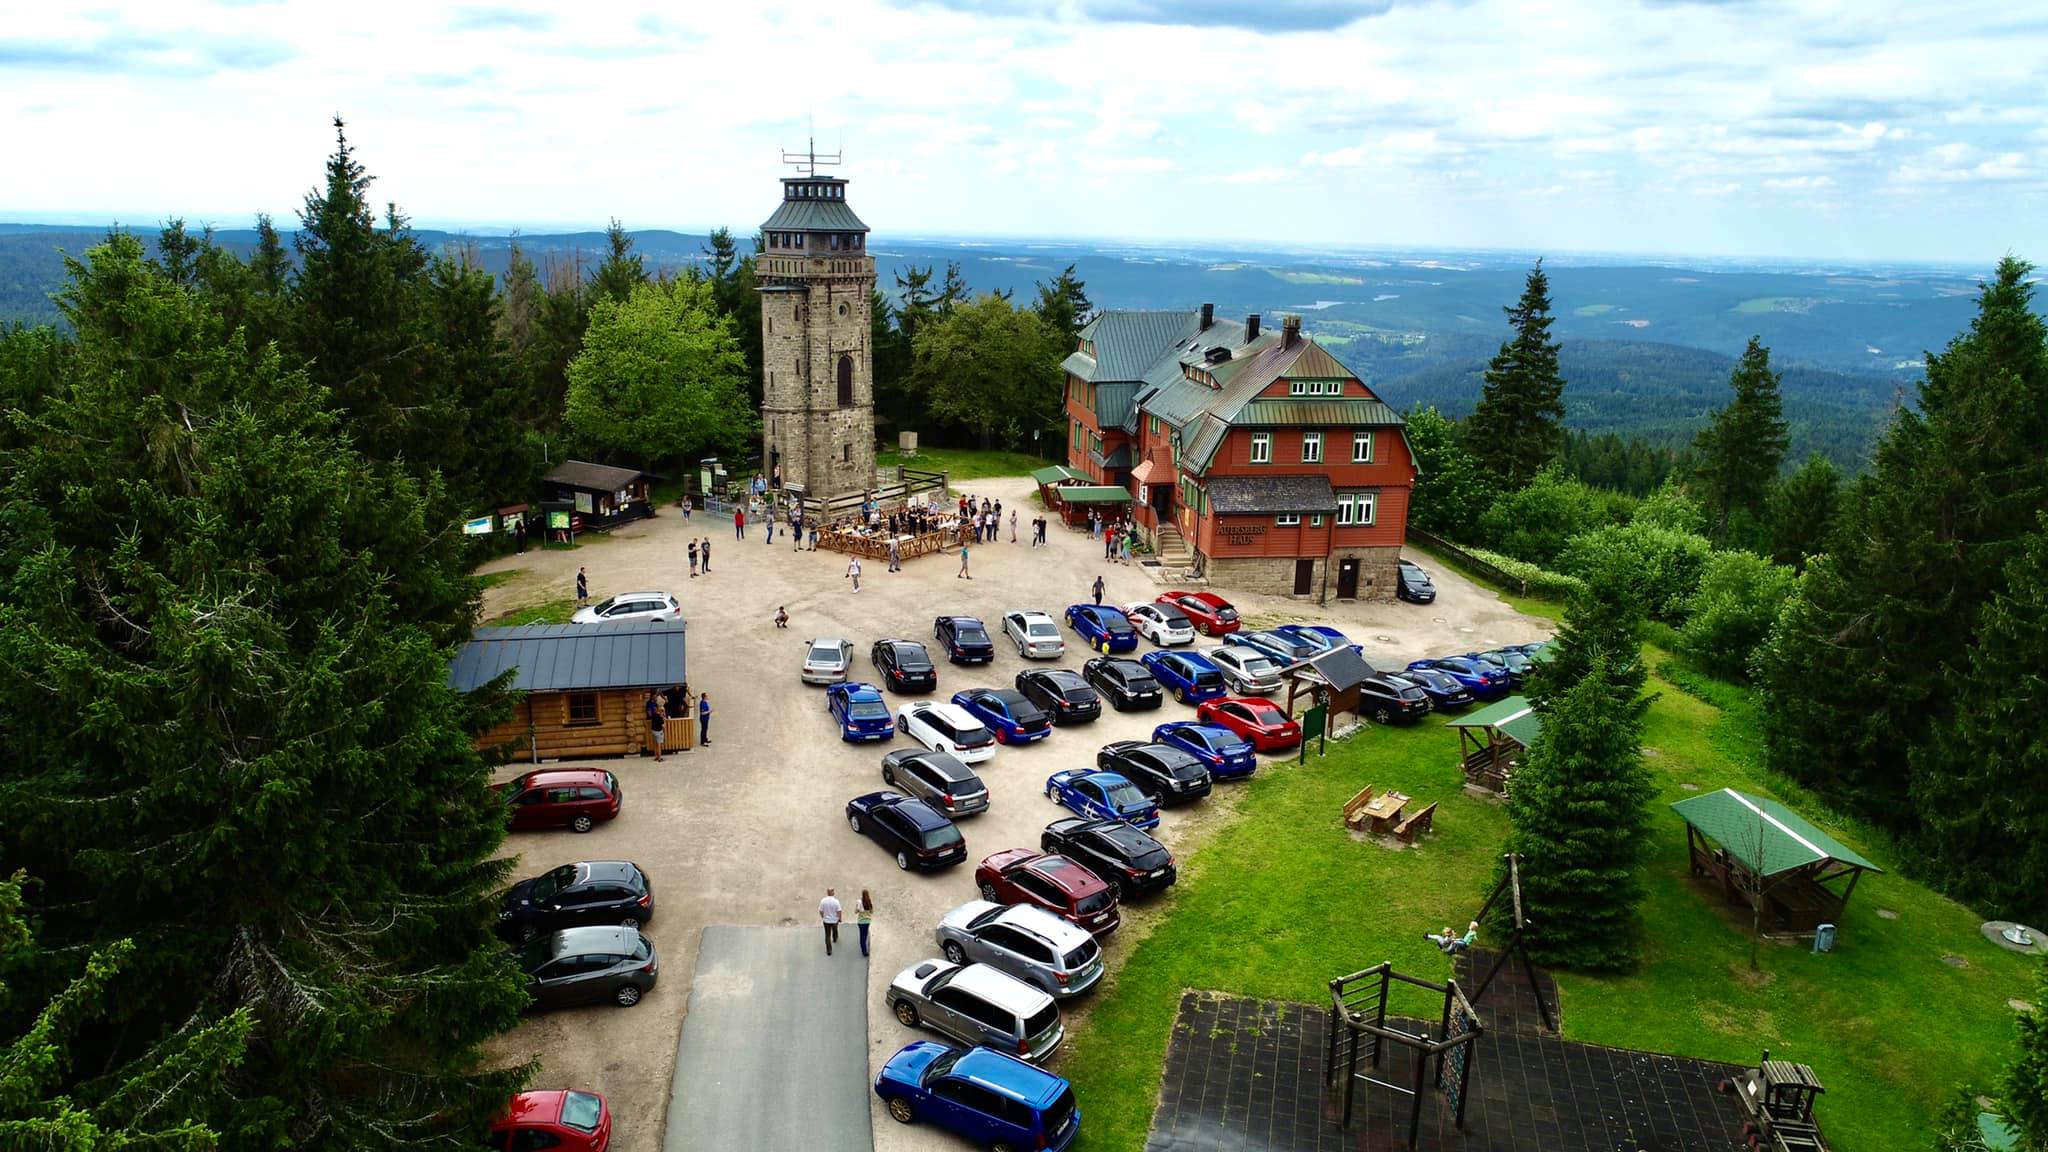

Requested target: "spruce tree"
[
  {"left": 591, "top": 218, "right": 646, "bottom": 303},
  {"left": 1033, "top": 263, "right": 1093, "bottom": 345},
  {"left": 1766, "top": 452, "right": 1842, "bottom": 569},
  {"left": 1693, "top": 336, "right": 1789, "bottom": 543},
  {"left": 1466, "top": 259, "right": 1566, "bottom": 488},
  {"left": 2008, "top": 961, "right": 2048, "bottom": 1150}
]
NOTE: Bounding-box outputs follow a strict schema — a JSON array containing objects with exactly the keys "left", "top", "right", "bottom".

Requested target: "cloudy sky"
[{"left": 4, "top": 0, "right": 2044, "bottom": 261}]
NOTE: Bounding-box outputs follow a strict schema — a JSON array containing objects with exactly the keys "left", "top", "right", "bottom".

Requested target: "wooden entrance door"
[
  {"left": 1337, "top": 558, "right": 1360, "bottom": 599},
  {"left": 1293, "top": 558, "right": 1315, "bottom": 595}
]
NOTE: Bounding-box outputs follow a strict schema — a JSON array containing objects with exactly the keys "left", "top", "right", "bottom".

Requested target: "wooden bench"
[
  {"left": 1393, "top": 802, "right": 1437, "bottom": 843},
  {"left": 1342, "top": 785, "right": 1376, "bottom": 831}
]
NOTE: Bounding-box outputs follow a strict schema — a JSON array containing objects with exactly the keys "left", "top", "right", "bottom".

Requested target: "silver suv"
[
  {"left": 934, "top": 901, "right": 1103, "bottom": 1000},
  {"left": 886, "top": 959, "right": 1064, "bottom": 1062},
  {"left": 882, "top": 748, "right": 990, "bottom": 817}
]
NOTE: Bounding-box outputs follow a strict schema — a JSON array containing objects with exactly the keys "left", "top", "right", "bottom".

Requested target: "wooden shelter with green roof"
[
  {"left": 1048, "top": 484, "right": 1133, "bottom": 526},
  {"left": 1672, "top": 788, "right": 1882, "bottom": 936},
  {"left": 1446, "top": 696, "right": 1540, "bottom": 795}
]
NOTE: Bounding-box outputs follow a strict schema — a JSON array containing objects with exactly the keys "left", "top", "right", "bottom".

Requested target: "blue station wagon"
[
  {"left": 951, "top": 688, "right": 1053, "bottom": 745},
  {"left": 1407, "top": 656, "right": 1511, "bottom": 699},
  {"left": 1044, "top": 769, "right": 1161, "bottom": 830},
  {"left": 1151, "top": 721, "right": 1258, "bottom": 780},
  {"left": 1065, "top": 604, "right": 1139, "bottom": 654},
  {"left": 826, "top": 682, "right": 897, "bottom": 741},
  {"left": 1138, "top": 650, "right": 1228, "bottom": 705},
  {"left": 1273, "top": 623, "right": 1359, "bottom": 656},
  {"left": 1226, "top": 628, "right": 1320, "bottom": 667},
  {"left": 876, "top": 1042, "right": 1081, "bottom": 1151}
]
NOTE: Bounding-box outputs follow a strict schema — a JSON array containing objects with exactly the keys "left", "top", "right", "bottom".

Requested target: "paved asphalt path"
[{"left": 665, "top": 925, "right": 874, "bottom": 1152}]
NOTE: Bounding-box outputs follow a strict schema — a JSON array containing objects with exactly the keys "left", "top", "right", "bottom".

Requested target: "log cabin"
[{"left": 450, "top": 619, "right": 690, "bottom": 761}]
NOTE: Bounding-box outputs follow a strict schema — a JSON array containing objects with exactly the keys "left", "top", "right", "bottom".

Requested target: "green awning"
[
  {"left": 1031, "top": 464, "right": 1085, "bottom": 486},
  {"left": 1445, "top": 695, "right": 1542, "bottom": 748},
  {"left": 1671, "top": 788, "right": 1882, "bottom": 877},
  {"left": 1056, "top": 485, "right": 1133, "bottom": 505}
]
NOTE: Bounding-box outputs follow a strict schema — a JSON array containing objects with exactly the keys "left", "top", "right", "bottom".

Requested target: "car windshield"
[
  {"left": 1063, "top": 939, "right": 1099, "bottom": 967},
  {"left": 588, "top": 596, "right": 617, "bottom": 613},
  {"left": 1217, "top": 606, "right": 1239, "bottom": 621},
  {"left": 1241, "top": 656, "right": 1279, "bottom": 677},
  {"left": 809, "top": 644, "right": 841, "bottom": 662},
  {"left": 920, "top": 1049, "right": 962, "bottom": 1086},
  {"left": 1105, "top": 781, "right": 1149, "bottom": 809},
  {"left": 1061, "top": 686, "right": 1096, "bottom": 703},
  {"left": 1169, "top": 758, "right": 1208, "bottom": 782},
  {"left": 1156, "top": 607, "right": 1190, "bottom": 627},
  {"left": 850, "top": 701, "right": 888, "bottom": 719},
  {"left": 561, "top": 1092, "right": 605, "bottom": 1134},
  {"left": 1399, "top": 686, "right": 1427, "bottom": 700},
  {"left": 1129, "top": 675, "right": 1160, "bottom": 692},
  {"left": 957, "top": 627, "right": 989, "bottom": 644},
  {"left": 1106, "top": 615, "right": 1134, "bottom": 635},
  {"left": 1044, "top": 1087, "right": 1078, "bottom": 1135},
  {"left": 530, "top": 864, "right": 578, "bottom": 902},
  {"left": 1025, "top": 1002, "right": 1060, "bottom": 1038},
  {"left": 514, "top": 939, "right": 554, "bottom": 973},
  {"left": 1028, "top": 622, "right": 1059, "bottom": 637}
]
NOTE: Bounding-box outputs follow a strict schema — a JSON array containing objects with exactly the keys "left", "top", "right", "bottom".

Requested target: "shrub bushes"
[
  {"left": 1479, "top": 466, "right": 1633, "bottom": 566},
  {"left": 1461, "top": 547, "right": 1587, "bottom": 600},
  {"left": 1558, "top": 523, "right": 1713, "bottom": 623},
  {"left": 1680, "top": 549, "right": 1798, "bottom": 680}
]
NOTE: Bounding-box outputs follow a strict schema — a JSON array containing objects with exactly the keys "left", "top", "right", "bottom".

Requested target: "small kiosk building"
[{"left": 450, "top": 619, "right": 689, "bottom": 761}]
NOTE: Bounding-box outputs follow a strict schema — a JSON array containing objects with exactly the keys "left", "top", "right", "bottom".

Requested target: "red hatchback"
[
  {"left": 1196, "top": 697, "right": 1303, "bottom": 752},
  {"left": 1158, "top": 591, "right": 1240, "bottom": 637},
  {"left": 486, "top": 1090, "right": 611, "bottom": 1152},
  {"left": 498, "top": 770, "right": 622, "bottom": 834},
  {"left": 975, "top": 849, "right": 1120, "bottom": 937}
]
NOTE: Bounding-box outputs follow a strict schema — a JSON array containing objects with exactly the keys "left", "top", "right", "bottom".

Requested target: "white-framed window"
[
  {"left": 1352, "top": 431, "right": 1374, "bottom": 463},
  {"left": 1286, "top": 379, "right": 1346, "bottom": 396},
  {"left": 1302, "top": 432, "right": 1323, "bottom": 463},
  {"left": 1310, "top": 514, "right": 1323, "bottom": 527},
  {"left": 1336, "top": 492, "right": 1378, "bottom": 526},
  {"left": 1275, "top": 513, "right": 1301, "bottom": 526},
  {"left": 1249, "top": 432, "right": 1272, "bottom": 464}
]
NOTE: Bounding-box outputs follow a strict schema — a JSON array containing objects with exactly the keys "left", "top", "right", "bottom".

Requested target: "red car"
[
  {"left": 974, "top": 849, "right": 1121, "bottom": 937},
  {"left": 1196, "top": 697, "right": 1303, "bottom": 752},
  {"left": 496, "top": 769, "right": 622, "bottom": 834},
  {"left": 487, "top": 1090, "right": 612, "bottom": 1152},
  {"left": 1158, "top": 591, "right": 1240, "bottom": 637}
]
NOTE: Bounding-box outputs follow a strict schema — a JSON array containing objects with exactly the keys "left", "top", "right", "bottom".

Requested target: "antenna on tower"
[{"left": 782, "top": 119, "right": 842, "bottom": 177}]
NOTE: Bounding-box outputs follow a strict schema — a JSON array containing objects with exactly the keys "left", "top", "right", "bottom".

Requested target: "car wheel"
[
  {"left": 848, "top": 813, "right": 863, "bottom": 833},
  {"left": 882, "top": 765, "right": 895, "bottom": 785},
  {"left": 978, "top": 881, "right": 1000, "bottom": 901},
  {"left": 993, "top": 729, "right": 1007, "bottom": 745},
  {"left": 886, "top": 1097, "right": 915, "bottom": 1125},
  {"left": 620, "top": 916, "right": 640, "bottom": 930},
  {"left": 895, "top": 850, "right": 911, "bottom": 871},
  {"left": 1373, "top": 706, "right": 1391, "bottom": 725},
  {"left": 615, "top": 984, "right": 642, "bottom": 1007},
  {"left": 1047, "top": 785, "right": 1062, "bottom": 803},
  {"left": 1109, "top": 877, "right": 1128, "bottom": 901},
  {"left": 1177, "top": 687, "right": 1189, "bottom": 704},
  {"left": 571, "top": 815, "right": 594, "bottom": 834},
  {"left": 942, "top": 940, "right": 966, "bottom": 965},
  {"left": 894, "top": 1000, "right": 920, "bottom": 1028}
]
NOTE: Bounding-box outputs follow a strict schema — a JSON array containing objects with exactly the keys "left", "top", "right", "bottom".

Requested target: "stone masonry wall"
[
  {"left": 1206, "top": 546, "right": 1401, "bottom": 602},
  {"left": 760, "top": 254, "right": 875, "bottom": 502}
]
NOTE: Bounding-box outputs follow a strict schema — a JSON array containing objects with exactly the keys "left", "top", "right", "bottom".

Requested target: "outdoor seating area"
[
  {"left": 1446, "top": 696, "right": 1539, "bottom": 796},
  {"left": 1343, "top": 786, "right": 1438, "bottom": 844},
  {"left": 1672, "top": 788, "right": 1882, "bottom": 937}
]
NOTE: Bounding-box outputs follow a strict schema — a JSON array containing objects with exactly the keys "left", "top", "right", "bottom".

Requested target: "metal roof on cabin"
[
  {"left": 1235, "top": 399, "right": 1406, "bottom": 427},
  {"left": 1056, "top": 485, "right": 1134, "bottom": 504},
  {"left": 1445, "top": 695, "right": 1543, "bottom": 748},
  {"left": 1181, "top": 416, "right": 1230, "bottom": 475},
  {"left": 759, "top": 198, "right": 870, "bottom": 233},
  {"left": 1060, "top": 349, "right": 1098, "bottom": 382},
  {"left": 1094, "top": 443, "right": 1134, "bottom": 470},
  {"left": 543, "top": 460, "right": 657, "bottom": 492},
  {"left": 1095, "top": 382, "right": 1139, "bottom": 429},
  {"left": 1030, "top": 464, "right": 1086, "bottom": 485},
  {"left": 447, "top": 619, "right": 688, "bottom": 694},
  {"left": 1204, "top": 474, "right": 1338, "bottom": 515},
  {"left": 1083, "top": 310, "right": 1202, "bottom": 381},
  {"left": 1671, "top": 788, "right": 1881, "bottom": 876}
]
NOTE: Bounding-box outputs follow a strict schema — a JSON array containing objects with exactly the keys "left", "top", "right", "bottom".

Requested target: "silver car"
[
  {"left": 1205, "top": 645, "right": 1283, "bottom": 695},
  {"left": 882, "top": 748, "right": 990, "bottom": 817},
  {"left": 935, "top": 901, "right": 1103, "bottom": 1000},
  {"left": 1002, "top": 610, "right": 1066, "bottom": 659},
  {"left": 886, "top": 959, "right": 1064, "bottom": 1062},
  {"left": 801, "top": 638, "right": 854, "bottom": 685},
  {"left": 1126, "top": 602, "right": 1196, "bottom": 646},
  {"left": 570, "top": 591, "right": 682, "bottom": 625}
]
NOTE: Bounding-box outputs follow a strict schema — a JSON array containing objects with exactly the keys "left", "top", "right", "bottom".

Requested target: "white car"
[
  {"left": 801, "top": 638, "right": 854, "bottom": 685},
  {"left": 897, "top": 700, "right": 998, "bottom": 764},
  {"left": 1003, "top": 610, "right": 1066, "bottom": 659},
  {"left": 1125, "top": 602, "right": 1195, "bottom": 647},
  {"left": 1205, "top": 645, "right": 1284, "bottom": 695},
  {"left": 570, "top": 591, "right": 682, "bottom": 625}
]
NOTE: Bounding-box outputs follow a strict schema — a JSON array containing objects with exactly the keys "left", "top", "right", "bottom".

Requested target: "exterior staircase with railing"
[{"left": 1154, "top": 522, "right": 1194, "bottom": 569}]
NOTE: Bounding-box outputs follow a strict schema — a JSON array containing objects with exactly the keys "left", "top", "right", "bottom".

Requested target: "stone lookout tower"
[{"left": 757, "top": 145, "right": 875, "bottom": 504}]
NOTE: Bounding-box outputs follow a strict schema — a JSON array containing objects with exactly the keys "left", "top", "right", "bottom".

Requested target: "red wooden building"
[{"left": 1062, "top": 305, "right": 1415, "bottom": 600}]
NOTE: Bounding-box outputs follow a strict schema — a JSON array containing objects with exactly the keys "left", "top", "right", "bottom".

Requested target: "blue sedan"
[
  {"left": 1274, "top": 623, "right": 1360, "bottom": 656},
  {"left": 1394, "top": 664, "right": 1476, "bottom": 709},
  {"left": 1225, "top": 629, "right": 1320, "bottom": 667},
  {"left": 951, "top": 688, "right": 1053, "bottom": 745},
  {"left": 1151, "top": 721, "right": 1258, "bottom": 780},
  {"left": 826, "top": 682, "right": 897, "bottom": 741},
  {"left": 875, "top": 1043, "right": 1080, "bottom": 1150},
  {"left": 1406, "top": 656, "right": 1511, "bottom": 699},
  {"left": 1044, "top": 769, "right": 1161, "bottom": 830},
  {"left": 1138, "top": 650, "right": 1228, "bottom": 705},
  {"left": 1065, "top": 604, "right": 1139, "bottom": 654}
]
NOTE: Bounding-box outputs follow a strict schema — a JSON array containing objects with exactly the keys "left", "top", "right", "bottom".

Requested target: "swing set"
[{"left": 1464, "top": 852, "right": 1557, "bottom": 1034}]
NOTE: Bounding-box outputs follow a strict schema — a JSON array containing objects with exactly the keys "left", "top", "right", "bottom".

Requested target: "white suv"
[
  {"left": 1003, "top": 611, "right": 1066, "bottom": 659},
  {"left": 570, "top": 591, "right": 682, "bottom": 625},
  {"left": 898, "top": 701, "right": 998, "bottom": 764}
]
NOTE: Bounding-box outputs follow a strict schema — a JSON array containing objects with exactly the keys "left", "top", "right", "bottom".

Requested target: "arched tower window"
[{"left": 837, "top": 354, "right": 855, "bottom": 407}]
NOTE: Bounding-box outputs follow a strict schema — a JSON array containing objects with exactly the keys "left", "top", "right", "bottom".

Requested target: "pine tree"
[
  {"left": 251, "top": 212, "right": 291, "bottom": 297},
  {"left": 1766, "top": 452, "right": 1842, "bottom": 569},
  {"left": 154, "top": 217, "right": 204, "bottom": 288},
  {"left": 498, "top": 239, "right": 542, "bottom": 354},
  {"left": 2008, "top": 960, "right": 2048, "bottom": 1150},
  {"left": 1466, "top": 259, "right": 1566, "bottom": 488},
  {"left": 591, "top": 218, "right": 646, "bottom": 303},
  {"left": 701, "top": 227, "right": 764, "bottom": 406},
  {"left": 1693, "top": 335, "right": 1789, "bottom": 543},
  {"left": 894, "top": 264, "right": 936, "bottom": 348},
  {"left": 1032, "top": 263, "right": 1093, "bottom": 345},
  {"left": 937, "top": 261, "right": 968, "bottom": 315}
]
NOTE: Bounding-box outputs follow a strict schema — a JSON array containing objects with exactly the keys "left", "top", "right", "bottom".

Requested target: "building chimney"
[
  {"left": 1245, "top": 313, "right": 1261, "bottom": 343},
  {"left": 1199, "top": 302, "right": 1214, "bottom": 331},
  {"left": 1282, "top": 313, "right": 1301, "bottom": 348}
]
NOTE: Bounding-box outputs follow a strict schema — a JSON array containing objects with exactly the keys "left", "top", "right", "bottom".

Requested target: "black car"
[
  {"left": 1096, "top": 740, "right": 1212, "bottom": 805},
  {"left": 846, "top": 790, "right": 968, "bottom": 871},
  {"left": 1082, "top": 656, "right": 1164, "bottom": 712},
  {"left": 1396, "top": 560, "right": 1436, "bottom": 604},
  {"left": 1014, "top": 668, "right": 1101, "bottom": 725},
  {"left": 516, "top": 925, "right": 659, "bottom": 1010},
  {"left": 871, "top": 639, "right": 939, "bottom": 693},
  {"left": 1041, "top": 817, "right": 1177, "bottom": 899},
  {"left": 1358, "top": 669, "right": 1432, "bottom": 725},
  {"left": 881, "top": 748, "right": 990, "bottom": 818},
  {"left": 933, "top": 616, "right": 997, "bottom": 665},
  {"left": 498, "top": 860, "right": 655, "bottom": 943}
]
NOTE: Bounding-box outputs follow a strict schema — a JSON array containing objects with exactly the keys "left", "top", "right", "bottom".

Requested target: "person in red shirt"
[{"left": 734, "top": 507, "right": 746, "bottom": 540}]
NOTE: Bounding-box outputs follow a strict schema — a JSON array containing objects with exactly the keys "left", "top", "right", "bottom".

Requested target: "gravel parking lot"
[{"left": 475, "top": 471, "right": 1549, "bottom": 1152}]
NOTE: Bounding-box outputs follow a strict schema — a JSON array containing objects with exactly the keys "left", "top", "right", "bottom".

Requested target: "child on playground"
[{"left": 1427, "top": 921, "right": 1480, "bottom": 955}]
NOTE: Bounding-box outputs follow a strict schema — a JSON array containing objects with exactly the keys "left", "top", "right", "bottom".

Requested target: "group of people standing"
[
  {"left": 818, "top": 887, "right": 876, "bottom": 957},
  {"left": 954, "top": 493, "right": 1015, "bottom": 544},
  {"left": 640, "top": 685, "right": 710, "bottom": 761},
  {"left": 1088, "top": 510, "right": 1140, "bottom": 564}
]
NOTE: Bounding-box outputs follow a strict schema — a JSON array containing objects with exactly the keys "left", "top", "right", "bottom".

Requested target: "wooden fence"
[{"left": 795, "top": 465, "right": 950, "bottom": 521}]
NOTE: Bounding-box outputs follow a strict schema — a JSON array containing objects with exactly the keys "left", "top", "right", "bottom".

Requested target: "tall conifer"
[
  {"left": 1467, "top": 260, "right": 1567, "bottom": 488},
  {"left": 1693, "top": 335, "right": 1789, "bottom": 542}
]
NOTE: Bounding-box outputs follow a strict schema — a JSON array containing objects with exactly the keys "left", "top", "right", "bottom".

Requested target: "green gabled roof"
[
  {"left": 1031, "top": 464, "right": 1085, "bottom": 485},
  {"left": 1096, "top": 382, "right": 1139, "bottom": 429},
  {"left": 760, "top": 198, "right": 869, "bottom": 233},
  {"left": 1445, "top": 695, "right": 1542, "bottom": 748},
  {"left": 1055, "top": 485, "right": 1133, "bottom": 504},
  {"left": 1060, "top": 349, "right": 1098, "bottom": 382},
  {"left": 1236, "top": 399, "right": 1406, "bottom": 427},
  {"left": 1079, "top": 310, "right": 1201, "bottom": 381},
  {"left": 1181, "top": 416, "right": 1230, "bottom": 476},
  {"left": 1671, "top": 788, "right": 1882, "bottom": 877}
]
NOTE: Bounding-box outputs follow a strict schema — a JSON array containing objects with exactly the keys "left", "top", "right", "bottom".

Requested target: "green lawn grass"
[
  {"left": 483, "top": 597, "right": 578, "bottom": 627},
  {"left": 877, "top": 446, "right": 1051, "bottom": 482},
  {"left": 1057, "top": 654, "right": 2033, "bottom": 1151}
]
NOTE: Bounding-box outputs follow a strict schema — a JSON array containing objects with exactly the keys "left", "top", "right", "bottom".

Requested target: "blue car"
[
  {"left": 1151, "top": 721, "right": 1258, "bottom": 779},
  {"left": 1225, "top": 628, "right": 1320, "bottom": 667},
  {"left": 951, "top": 688, "right": 1053, "bottom": 745},
  {"left": 826, "top": 682, "right": 897, "bottom": 741},
  {"left": 1274, "top": 623, "right": 1360, "bottom": 656},
  {"left": 1065, "top": 604, "right": 1139, "bottom": 654},
  {"left": 876, "top": 1042, "right": 1081, "bottom": 1150},
  {"left": 1044, "top": 769, "right": 1161, "bottom": 830},
  {"left": 1138, "top": 650, "right": 1228, "bottom": 705},
  {"left": 1406, "top": 656, "right": 1511, "bottom": 699},
  {"left": 1394, "top": 664, "right": 1476, "bottom": 709}
]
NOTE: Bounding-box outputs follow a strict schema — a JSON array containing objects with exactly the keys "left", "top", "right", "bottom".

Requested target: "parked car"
[
  {"left": 934, "top": 901, "right": 1104, "bottom": 999},
  {"left": 1158, "top": 590, "right": 1240, "bottom": 636},
  {"left": 826, "top": 682, "right": 896, "bottom": 741},
  {"left": 871, "top": 639, "right": 939, "bottom": 694},
  {"left": 887, "top": 960, "right": 1065, "bottom": 1062},
  {"left": 515, "top": 926, "right": 658, "bottom": 1009},
  {"left": 974, "top": 849, "right": 1120, "bottom": 936},
  {"left": 1512, "top": 640, "right": 1554, "bottom": 661},
  {"left": 1002, "top": 610, "right": 1067, "bottom": 659},
  {"left": 1151, "top": 721, "right": 1258, "bottom": 778},
  {"left": 933, "top": 616, "right": 996, "bottom": 665},
  {"left": 498, "top": 860, "right": 653, "bottom": 943},
  {"left": 1194, "top": 697, "right": 1303, "bottom": 752},
  {"left": 1064, "top": 604, "right": 1139, "bottom": 654},
  {"left": 1226, "top": 628, "right": 1321, "bottom": 667},
  {"left": 899, "top": 700, "right": 998, "bottom": 764},
  {"left": 882, "top": 749, "right": 990, "bottom": 818},
  {"left": 487, "top": 1091, "right": 612, "bottom": 1152},
  {"left": 846, "top": 790, "right": 968, "bottom": 872},
  {"left": 800, "top": 637, "right": 855, "bottom": 685},
  {"left": 951, "top": 688, "right": 1052, "bottom": 745},
  {"left": 1274, "top": 623, "right": 1358, "bottom": 656},
  {"left": 1394, "top": 663, "right": 1475, "bottom": 709},
  {"left": 1124, "top": 602, "right": 1196, "bottom": 646},
  {"left": 1044, "top": 769, "right": 1161, "bottom": 830},
  {"left": 1472, "top": 648, "right": 1536, "bottom": 687},
  {"left": 1396, "top": 559, "right": 1437, "bottom": 604},
  {"left": 1204, "top": 645, "right": 1284, "bottom": 696},
  {"left": 1138, "top": 649, "right": 1228, "bottom": 705},
  {"left": 498, "top": 769, "right": 621, "bottom": 834},
  {"left": 1407, "top": 655, "right": 1511, "bottom": 698},
  {"left": 874, "top": 1043, "right": 1081, "bottom": 1150},
  {"left": 1015, "top": 668, "right": 1102, "bottom": 725},
  {"left": 1357, "top": 669, "right": 1433, "bottom": 724},
  {"left": 1041, "top": 817, "right": 1177, "bottom": 899},
  {"left": 569, "top": 591, "right": 682, "bottom": 626},
  {"left": 1095, "top": 740, "right": 1212, "bottom": 805},
  {"left": 1081, "top": 656, "right": 1163, "bottom": 711}
]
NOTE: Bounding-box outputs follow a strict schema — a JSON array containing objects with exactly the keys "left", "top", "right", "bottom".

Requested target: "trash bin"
[{"left": 1813, "top": 923, "right": 1836, "bottom": 953}]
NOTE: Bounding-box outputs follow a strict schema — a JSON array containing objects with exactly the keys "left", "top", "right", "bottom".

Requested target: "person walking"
[
  {"left": 848, "top": 556, "right": 862, "bottom": 592},
  {"left": 856, "top": 890, "right": 874, "bottom": 957},
  {"left": 957, "top": 543, "right": 972, "bottom": 579},
  {"left": 809, "top": 522, "right": 820, "bottom": 551},
  {"left": 763, "top": 504, "right": 775, "bottom": 544},
  {"left": 819, "top": 888, "right": 842, "bottom": 956},
  {"left": 1092, "top": 574, "right": 1105, "bottom": 605},
  {"left": 1104, "top": 526, "right": 1116, "bottom": 561},
  {"left": 575, "top": 567, "right": 588, "bottom": 605},
  {"left": 700, "top": 538, "right": 712, "bottom": 574},
  {"left": 1009, "top": 509, "right": 1018, "bottom": 542},
  {"left": 644, "top": 690, "right": 666, "bottom": 762},
  {"left": 887, "top": 537, "right": 901, "bottom": 573},
  {"left": 698, "top": 691, "right": 712, "bottom": 745},
  {"left": 791, "top": 511, "right": 804, "bottom": 551},
  {"left": 688, "top": 539, "right": 699, "bottom": 578},
  {"left": 681, "top": 495, "right": 693, "bottom": 522},
  {"left": 734, "top": 507, "right": 746, "bottom": 540},
  {"left": 513, "top": 517, "right": 527, "bottom": 554}
]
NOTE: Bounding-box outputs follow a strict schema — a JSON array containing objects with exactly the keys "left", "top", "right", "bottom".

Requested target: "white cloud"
[
  {"left": 1220, "top": 166, "right": 1296, "bottom": 184},
  {"left": 1764, "top": 175, "right": 1834, "bottom": 190}
]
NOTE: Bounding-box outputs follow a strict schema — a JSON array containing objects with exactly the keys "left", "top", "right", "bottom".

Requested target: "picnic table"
[{"left": 1348, "top": 789, "right": 1408, "bottom": 834}]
